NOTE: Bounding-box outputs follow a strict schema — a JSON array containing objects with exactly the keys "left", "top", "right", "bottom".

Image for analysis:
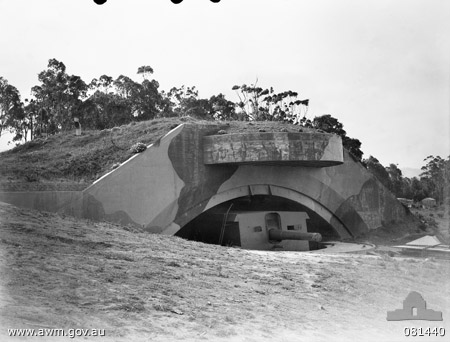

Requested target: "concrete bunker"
[
  {"left": 0, "top": 123, "right": 411, "bottom": 247},
  {"left": 175, "top": 194, "right": 345, "bottom": 251}
]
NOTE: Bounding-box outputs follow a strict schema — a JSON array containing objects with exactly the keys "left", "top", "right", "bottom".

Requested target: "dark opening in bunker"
[{"left": 175, "top": 195, "right": 340, "bottom": 251}]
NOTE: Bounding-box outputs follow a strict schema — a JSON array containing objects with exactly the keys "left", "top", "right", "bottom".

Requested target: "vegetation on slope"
[
  {"left": 0, "top": 118, "right": 183, "bottom": 190},
  {"left": 0, "top": 117, "right": 322, "bottom": 190}
]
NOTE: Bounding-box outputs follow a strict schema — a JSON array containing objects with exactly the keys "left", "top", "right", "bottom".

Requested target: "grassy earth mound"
[{"left": 0, "top": 118, "right": 318, "bottom": 191}]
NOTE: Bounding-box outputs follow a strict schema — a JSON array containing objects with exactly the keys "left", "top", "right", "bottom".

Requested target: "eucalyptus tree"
[
  {"left": 231, "top": 83, "right": 309, "bottom": 122},
  {"left": 137, "top": 65, "right": 154, "bottom": 80},
  {"left": 114, "top": 74, "right": 162, "bottom": 120},
  {"left": 89, "top": 75, "right": 114, "bottom": 94},
  {"left": 209, "top": 93, "right": 236, "bottom": 120},
  {"left": 161, "top": 85, "right": 200, "bottom": 117},
  {"left": 31, "top": 58, "right": 88, "bottom": 132},
  {"left": 83, "top": 75, "right": 132, "bottom": 129},
  {"left": 0, "top": 77, "right": 22, "bottom": 137},
  {"left": 386, "top": 163, "right": 405, "bottom": 196},
  {"left": 364, "top": 156, "right": 392, "bottom": 190},
  {"left": 420, "top": 155, "right": 450, "bottom": 204}
]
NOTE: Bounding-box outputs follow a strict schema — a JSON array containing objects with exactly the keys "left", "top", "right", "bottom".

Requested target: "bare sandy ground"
[{"left": 1, "top": 202, "right": 449, "bottom": 342}]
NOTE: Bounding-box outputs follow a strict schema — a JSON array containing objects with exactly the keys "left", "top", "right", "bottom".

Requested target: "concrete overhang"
[{"left": 203, "top": 132, "right": 343, "bottom": 167}]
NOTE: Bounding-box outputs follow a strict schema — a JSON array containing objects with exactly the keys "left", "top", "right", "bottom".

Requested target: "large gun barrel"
[{"left": 268, "top": 229, "right": 322, "bottom": 242}]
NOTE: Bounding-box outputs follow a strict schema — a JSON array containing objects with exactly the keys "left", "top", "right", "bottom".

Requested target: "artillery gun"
[{"left": 268, "top": 229, "right": 322, "bottom": 243}]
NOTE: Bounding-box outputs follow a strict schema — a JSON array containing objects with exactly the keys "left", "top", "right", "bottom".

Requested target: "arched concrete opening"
[
  {"left": 171, "top": 184, "right": 353, "bottom": 249},
  {"left": 176, "top": 195, "right": 344, "bottom": 246}
]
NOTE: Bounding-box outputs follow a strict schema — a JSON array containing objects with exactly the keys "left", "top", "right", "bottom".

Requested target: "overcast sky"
[{"left": 0, "top": 0, "right": 449, "bottom": 170}]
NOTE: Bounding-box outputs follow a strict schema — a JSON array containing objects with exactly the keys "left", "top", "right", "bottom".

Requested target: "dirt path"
[{"left": 1, "top": 202, "right": 449, "bottom": 342}]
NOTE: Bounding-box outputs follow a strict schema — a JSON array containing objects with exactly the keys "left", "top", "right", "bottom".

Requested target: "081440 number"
[{"left": 404, "top": 327, "right": 445, "bottom": 337}]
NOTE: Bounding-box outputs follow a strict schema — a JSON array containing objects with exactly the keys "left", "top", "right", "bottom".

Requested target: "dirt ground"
[{"left": 1, "top": 202, "right": 449, "bottom": 342}]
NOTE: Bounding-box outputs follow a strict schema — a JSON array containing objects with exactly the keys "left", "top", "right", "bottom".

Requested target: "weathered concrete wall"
[
  {"left": 0, "top": 123, "right": 410, "bottom": 239},
  {"left": 203, "top": 132, "right": 343, "bottom": 166},
  {"left": 0, "top": 191, "right": 82, "bottom": 217}
]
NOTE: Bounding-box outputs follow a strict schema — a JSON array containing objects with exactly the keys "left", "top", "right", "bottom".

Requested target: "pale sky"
[{"left": 0, "top": 0, "right": 449, "bottom": 170}]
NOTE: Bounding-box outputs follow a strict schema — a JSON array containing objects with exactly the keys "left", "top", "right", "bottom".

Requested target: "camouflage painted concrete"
[
  {"left": 203, "top": 132, "right": 343, "bottom": 166},
  {"left": 81, "top": 123, "right": 409, "bottom": 238}
]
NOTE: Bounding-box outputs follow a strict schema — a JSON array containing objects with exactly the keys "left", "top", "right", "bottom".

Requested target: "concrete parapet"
[{"left": 203, "top": 132, "right": 343, "bottom": 166}]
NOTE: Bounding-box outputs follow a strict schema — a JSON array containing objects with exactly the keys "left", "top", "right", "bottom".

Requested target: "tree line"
[
  {"left": 1, "top": 58, "right": 447, "bottom": 204},
  {"left": 364, "top": 155, "right": 449, "bottom": 204},
  {"left": 0, "top": 59, "right": 235, "bottom": 141},
  {"left": 0, "top": 58, "right": 363, "bottom": 155}
]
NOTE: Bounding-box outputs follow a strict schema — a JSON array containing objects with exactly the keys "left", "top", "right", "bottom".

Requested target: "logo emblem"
[{"left": 387, "top": 291, "right": 442, "bottom": 321}]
